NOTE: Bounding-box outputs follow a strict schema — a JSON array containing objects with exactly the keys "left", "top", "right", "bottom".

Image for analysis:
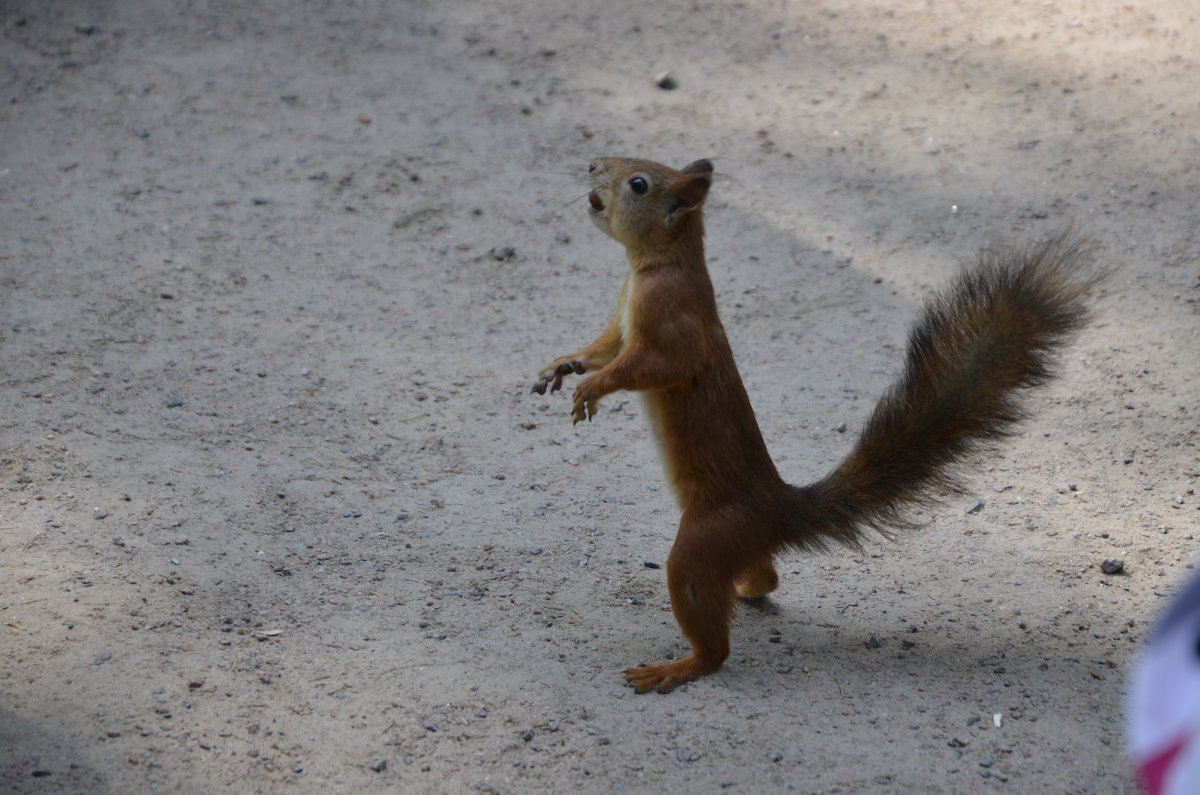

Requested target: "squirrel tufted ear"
[
  {"left": 666, "top": 169, "right": 712, "bottom": 227},
  {"left": 681, "top": 159, "right": 714, "bottom": 175}
]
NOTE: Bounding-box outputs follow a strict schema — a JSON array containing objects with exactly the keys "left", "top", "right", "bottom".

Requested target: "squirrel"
[{"left": 532, "top": 156, "right": 1101, "bottom": 693}]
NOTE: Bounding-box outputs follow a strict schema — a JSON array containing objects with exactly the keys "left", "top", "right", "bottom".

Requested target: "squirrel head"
[{"left": 586, "top": 158, "right": 713, "bottom": 253}]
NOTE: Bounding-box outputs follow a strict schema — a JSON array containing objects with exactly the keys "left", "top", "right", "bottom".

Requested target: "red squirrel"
[{"left": 532, "top": 157, "right": 1100, "bottom": 693}]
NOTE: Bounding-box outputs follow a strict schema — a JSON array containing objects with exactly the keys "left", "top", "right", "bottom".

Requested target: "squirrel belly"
[{"left": 532, "top": 157, "right": 1101, "bottom": 693}]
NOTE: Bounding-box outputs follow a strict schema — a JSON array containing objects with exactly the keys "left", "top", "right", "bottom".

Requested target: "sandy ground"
[{"left": 2, "top": 0, "right": 1198, "bottom": 792}]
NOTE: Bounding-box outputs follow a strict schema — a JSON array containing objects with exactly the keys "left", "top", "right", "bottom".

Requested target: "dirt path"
[{"left": 2, "top": 1, "right": 1197, "bottom": 792}]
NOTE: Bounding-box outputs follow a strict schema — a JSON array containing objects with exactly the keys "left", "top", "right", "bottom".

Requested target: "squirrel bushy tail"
[{"left": 787, "top": 232, "right": 1103, "bottom": 551}]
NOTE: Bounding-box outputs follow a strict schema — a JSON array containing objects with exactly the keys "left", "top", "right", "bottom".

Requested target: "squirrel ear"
[
  {"left": 681, "top": 159, "right": 714, "bottom": 175},
  {"left": 666, "top": 170, "right": 712, "bottom": 227}
]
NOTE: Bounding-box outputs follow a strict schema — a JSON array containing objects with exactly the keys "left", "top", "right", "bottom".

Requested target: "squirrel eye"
[{"left": 628, "top": 176, "right": 649, "bottom": 195}]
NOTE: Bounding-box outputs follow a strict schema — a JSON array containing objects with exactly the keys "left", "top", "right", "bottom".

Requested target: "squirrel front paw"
[
  {"left": 531, "top": 358, "right": 587, "bottom": 395},
  {"left": 572, "top": 380, "right": 600, "bottom": 424}
]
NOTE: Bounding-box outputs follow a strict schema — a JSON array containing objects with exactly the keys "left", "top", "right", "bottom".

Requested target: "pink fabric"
[{"left": 1140, "top": 736, "right": 1187, "bottom": 795}]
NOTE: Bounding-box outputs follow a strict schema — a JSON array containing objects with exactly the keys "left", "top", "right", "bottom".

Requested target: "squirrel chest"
[{"left": 619, "top": 270, "right": 780, "bottom": 509}]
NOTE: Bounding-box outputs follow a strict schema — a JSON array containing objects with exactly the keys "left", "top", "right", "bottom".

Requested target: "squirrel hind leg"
[
  {"left": 734, "top": 558, "right": 780, "bottom": 599},
  {"left": 626, "top": 514, "right": 747, "bottom": 693}
]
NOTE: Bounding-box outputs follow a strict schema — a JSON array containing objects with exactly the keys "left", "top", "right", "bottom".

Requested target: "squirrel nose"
[{"left": 588, "top": 160, "right": 599, "bottom": 174}]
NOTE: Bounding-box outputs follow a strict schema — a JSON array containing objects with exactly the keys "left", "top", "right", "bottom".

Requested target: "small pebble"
[
  {"left": 654, "top": 71, "right": 678, "bottom": 90},
  {"left": 113, "top": 537, "right": 125, "bottom": 547},
  {"left": 1101, "top": 558, "right": 1125, "bottom": 575},
  {"left": 94, "top": 652, "right": 112, "bottom": 665},
  {"left": 966, "top": 500, "right": 984, "bottom": 515},
  {"left": 767, "top": 752, "right": 782, "bottom": 763},
  {"left": 248, "top": 748, "right": 260, "bottom": 758},
  {"left": 643, "top": 560, "right": 661, "bottom": 569},
  {"left": 980, "top": 758, "right": 994, "bottom": 768},
  {"left": 94, "top": 508, "right": 108, "bottom": 520},
  {"left": 166, "top": 395, "right": 184, "bottom": 407},
  {"left": 834, "top": 422, "right": 847, "bottom": 433},
  {"left": 371, "top": 759, "right": 387, "bottom": 772}
]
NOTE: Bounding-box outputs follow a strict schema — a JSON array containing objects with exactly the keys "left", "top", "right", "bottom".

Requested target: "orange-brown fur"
[{"left": 532, "top": 157, "right": 1100, "bottom": 693}]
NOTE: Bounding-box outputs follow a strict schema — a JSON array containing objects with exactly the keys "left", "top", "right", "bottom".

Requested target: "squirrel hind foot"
[{"left": 625, "top": 655, "right": 720, "bottom": 694}]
